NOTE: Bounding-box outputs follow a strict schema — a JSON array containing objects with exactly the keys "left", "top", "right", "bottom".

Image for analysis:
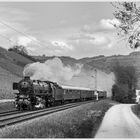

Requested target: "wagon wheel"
[
  {"left": 18, "top": 104, "right": 23, "bottom": 111},
  {"left": 50, "top": 98, "right": 55, "bottom": 106},
  {"left": 27, "top": 104, "right": 33, "bottom": 110},
  {"left": 61, "top": 99, "right": 65, "bottom": 104}
]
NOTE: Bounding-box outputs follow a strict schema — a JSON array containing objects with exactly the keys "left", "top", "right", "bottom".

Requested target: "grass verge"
[
  {"left": 131, "top": 104, "right": 140, "bottom": 118},
  {"left": 0, "top": 101, "right": 15, "bottom": 113},
  {"left": 0, "top": 99, "right": 118, "bottom": 138}
]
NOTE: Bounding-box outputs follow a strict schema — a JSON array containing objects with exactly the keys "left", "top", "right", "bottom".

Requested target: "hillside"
[
  {"left": 32, "top": 52, "right": 140, "bottom": 89},
  {"left": 32, "top": 53, "right": 137, "bottom": 73},
  {"left": 33, "top": 55, "right": 78, "bottom": 66},
  {"left": 1, "top": 45, "right": 140, "bottom": 99},
  {"left": 0, "top": 47, "right": 35, "bottom": 76},
  {"left": 84, "top": 52, "right": 140, "bottom": 88},
  {"left": 0, "top": 47, "right": 35, "bottom": 99}
]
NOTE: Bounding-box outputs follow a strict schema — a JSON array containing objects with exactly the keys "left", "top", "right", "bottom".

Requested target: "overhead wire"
[{"left": 0, "top": 20, "right": 48, "bottom": 48}]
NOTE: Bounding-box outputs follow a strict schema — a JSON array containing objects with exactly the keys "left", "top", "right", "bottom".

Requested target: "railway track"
[
  {"left": 0, "top": 110, "right": 21, "bottom": 117},
  {"left": 0, "top": 100, "right": 95, "bottom": 128}
]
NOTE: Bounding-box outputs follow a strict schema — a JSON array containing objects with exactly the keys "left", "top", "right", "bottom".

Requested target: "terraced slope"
[
  {"left": 0, "top": 47, "right": 34, "bottom": 99},
  {"left": 0, "top": 66, "right": 21, "bottom": 99}
]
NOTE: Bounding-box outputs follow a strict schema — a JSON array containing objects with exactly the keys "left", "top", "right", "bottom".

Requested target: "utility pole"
[
  {"left": 94, "top": 69, "right": 97, "bottom": 91},
  {"left": 94, "top": 69, "right": 98, "bottom": 100},
  {"left": 90, "top": 68, "right": 97, "bottom": 90}
]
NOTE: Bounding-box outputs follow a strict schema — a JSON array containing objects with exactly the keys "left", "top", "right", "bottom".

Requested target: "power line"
[
  {"left": 0, "top": 33, "right": 36, "bottom": 54},
  {"left": 0, "top": 20, "right": 48, "bottom": 49}
]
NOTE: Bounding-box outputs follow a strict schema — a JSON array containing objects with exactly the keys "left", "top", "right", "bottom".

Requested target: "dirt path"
[{"left": 95, "top": 104, "right": 140, "bottom": 138}]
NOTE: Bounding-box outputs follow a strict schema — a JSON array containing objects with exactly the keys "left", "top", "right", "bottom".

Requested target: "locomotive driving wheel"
[
  {"left": 18, "top": 104, "right": 25, "bottom": 111},
  {"left": 48, "top": 97, "right": 55, "bottom": 107},
  {"left": 61, "top": 99, "right": 65, "bottom": 104},
  {"left": 27, "top": 104, "right": 34, "bottom": 110}
]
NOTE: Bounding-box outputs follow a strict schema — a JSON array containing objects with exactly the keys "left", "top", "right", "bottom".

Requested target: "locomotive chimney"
[{"left": 24, "top": 76, "right": 30, "bottom": 80}]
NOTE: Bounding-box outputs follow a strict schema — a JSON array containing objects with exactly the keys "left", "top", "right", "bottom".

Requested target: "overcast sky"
[{"left": 0, "top": 2, "right": 137, "bottom": 58}]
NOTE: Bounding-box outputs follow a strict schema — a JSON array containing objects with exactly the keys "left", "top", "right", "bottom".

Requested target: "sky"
[{"left": 0, "top": 2, "right": 137, "bottom": 58}]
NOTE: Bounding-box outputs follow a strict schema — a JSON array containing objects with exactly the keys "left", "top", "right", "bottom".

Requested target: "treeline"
[
  {"left": 8, "top": 45, "right": 37, "bottom": 62},
  {"left": 112, "top": 63, "right": 137, "bottom": 103}
]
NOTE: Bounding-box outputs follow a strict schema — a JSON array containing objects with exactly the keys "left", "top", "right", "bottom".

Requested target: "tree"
[
  {"left": 112, "top": 84, "right": 130, "bottom": 103},
  {"left": 114, "top": 64, "right": 137, "bottom": 89},
  {"left": 8, "top": 45, "right": 28, "bottom": 55},
  {"left": 112, "top": 2, "right": 140, "bottom": 49},
  {"left": 112, "top": 63, "right": 137, "bottom": 103}
]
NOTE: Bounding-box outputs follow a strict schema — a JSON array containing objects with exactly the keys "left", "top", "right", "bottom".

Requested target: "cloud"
[
  {"left": 66, "top": 30, "right": 118, "bottom": 58},
  {"left": 51, "top": 40, "right": 74, "bottom": 51},
  {"left": 17, "top": 36, "right": 37, "bottom": 47},
  {"left": 64, "top": 18, "right": 119, "bottom": 58},
  {"left": 80, "top": 23, "right": 97, "bottom": 33},
  {"left": 25, "top": 40, "right": 75, "bottom": 56},
  {"left": 86, "top": 34, "right": 110, "bottom": 45},
  {"left": 81, "top": 18, "right": 120, "bottom": 34},
  {"left": 0, "top": 6, "right": 33, "bottom": 50},
  {"left": 69, "top": 32, "right": 112, "bottom": 47},
  {"left": 100, "top": 18, "right": 120, "bottom": 29}
]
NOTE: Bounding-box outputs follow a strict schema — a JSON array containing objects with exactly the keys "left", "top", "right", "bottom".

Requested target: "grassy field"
[
  {"left": 0, "top": 47, "right": 33, "bottom": 100},
  {"left": 0, "top": 66, "right": 21, "bottom": 99},
  {"left": 0, "top": 99, "right": 118, "bottom": 138},
  {"left": 0, "top": 102, "right": 15, "bottom": 112}
]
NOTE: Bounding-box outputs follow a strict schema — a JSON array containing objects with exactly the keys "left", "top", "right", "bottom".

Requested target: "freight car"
[{"left": 13, "top": 76, "right": 107, "bottom": 111}]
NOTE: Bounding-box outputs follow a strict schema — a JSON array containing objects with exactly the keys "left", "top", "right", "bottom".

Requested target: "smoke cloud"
[
  {"left": 64, "top": 68, "right": 115, "bottom": 97},
  {"left": 95, "top": 70, "right": 115, "bottom": 97},
  {"left": 23, "top": 57, "right": 83, "bottom": 84}
]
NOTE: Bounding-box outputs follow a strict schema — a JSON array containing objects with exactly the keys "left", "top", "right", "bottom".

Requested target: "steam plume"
[{"left": 23, "top": 57, "right": 83, "bottom": 84}]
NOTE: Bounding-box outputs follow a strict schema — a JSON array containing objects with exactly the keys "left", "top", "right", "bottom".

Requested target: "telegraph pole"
[
  {"left": 94, "top": 69, "right": 98, "bottom": 100},
  {"left": 94, "top": 69, "right": 97, "bottom": 91}
]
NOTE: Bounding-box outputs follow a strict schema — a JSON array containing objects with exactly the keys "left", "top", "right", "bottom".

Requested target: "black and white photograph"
[{"left": 0, "top": 0, "right": 139, "bottom": 138}]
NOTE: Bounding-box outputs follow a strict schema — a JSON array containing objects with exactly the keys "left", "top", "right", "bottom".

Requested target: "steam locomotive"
[{"left": 13, "top": 76, "right": 107, "bottom": 111}]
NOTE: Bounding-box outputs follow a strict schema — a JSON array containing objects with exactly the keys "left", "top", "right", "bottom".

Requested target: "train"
[{"left": 13, "top": 76, "right": 107, "bottom": 111}]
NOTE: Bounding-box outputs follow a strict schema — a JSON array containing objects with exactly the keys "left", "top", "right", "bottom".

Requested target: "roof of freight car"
[{"left": 61, "top": 85, "right": 92, "bottom": 91}]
